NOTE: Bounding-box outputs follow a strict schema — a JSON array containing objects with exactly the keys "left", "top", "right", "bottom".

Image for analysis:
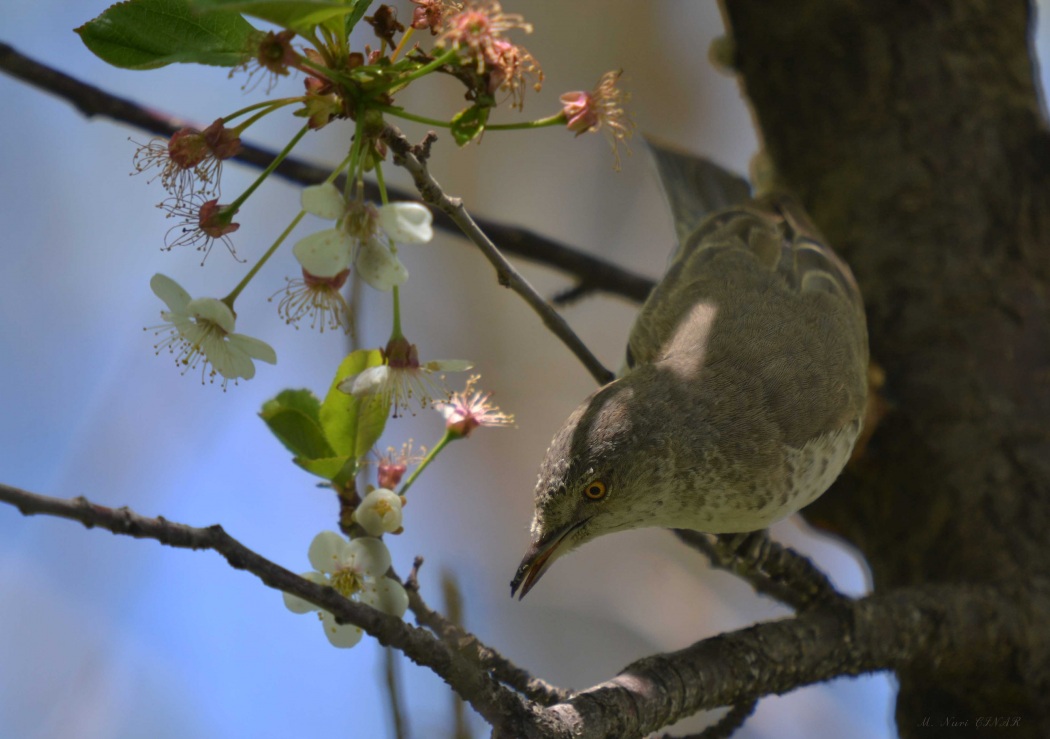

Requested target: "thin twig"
[
  {"left": 0, "top": 42, "right": 654, "bottom": 305},
  {"left": 381, "top": 124, "right": 615, "bottom": 386},
  {"left": 0, "top": 482, "right": 529, "bottom": 729},
  {"left": 673, "top": 529, "right": 847, "bottom": 611},
  {"left": 658, "top": 700, "right": 758, "bottom": 739},
  {"left": 442, "top": 571, "right": 473, "bottom": 739},
  {"left": 551, "top": 282, "right": 595, "bottom": 306},
  {"left": 383, "top": 648, "right": 409, "bottom": 739},
  {"left": 404, "top": 557, "right": 572, "bottom": 706}
]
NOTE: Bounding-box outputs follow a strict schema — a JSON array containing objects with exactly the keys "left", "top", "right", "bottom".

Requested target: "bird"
[{"left": 510, "top": 141, "right": 869, "bottom": 599}]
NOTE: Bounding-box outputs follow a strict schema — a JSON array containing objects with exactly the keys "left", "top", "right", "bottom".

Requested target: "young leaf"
[
  {"left": 267, "top": 387, "right": 323, "bottom": 422},
  {"left": 192, "top": 0, "right": 360, "bottom": 32},
  {"left": 295, "top": 454, "right": 353, "bottom": 481},
  {"left": 319, "top": 349, "right": 389, "bottom": 458},
  {"left": 76, "top": 0, "right": 257, "bottom": 70},
  {"left": 344, "top": 0, "right": 373, "bottom": 36},
  {"left": 260, "top": 389, "right": 335, "bottom": 460},
  {"left": 451, "top": 104, "right": 490, "bottom": 146},
  {"left": 354, "top": 394, "right": 388, "bottom": 461}
]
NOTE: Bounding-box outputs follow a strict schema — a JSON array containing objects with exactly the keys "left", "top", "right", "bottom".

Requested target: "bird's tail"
[
  {"left": 646, "top": 138, "right": 862, "bottom": 311},
  {"left": 645, "top": 136, "right": 752, "bottom": 247}
]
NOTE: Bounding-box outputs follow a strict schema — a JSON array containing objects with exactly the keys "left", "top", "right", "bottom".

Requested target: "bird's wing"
[
  {"left": 629, "top": 145, "right": 865, "bottom": 368},
  {"left": 627, "top": 149, "right": 868, "bottom": 448}
]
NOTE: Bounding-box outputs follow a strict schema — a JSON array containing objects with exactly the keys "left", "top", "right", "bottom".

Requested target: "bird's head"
[{"left": 511, "top": 367, "right": 686, "bottom": 599}]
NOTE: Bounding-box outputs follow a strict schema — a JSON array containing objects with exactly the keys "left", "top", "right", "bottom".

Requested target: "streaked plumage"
[{"left": 511, "top": 142, "right": 868, "bottom": 598}]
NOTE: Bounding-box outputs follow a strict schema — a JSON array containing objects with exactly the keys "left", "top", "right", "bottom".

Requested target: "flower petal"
[
  {"left": 301, "top": 183, "right": 346, "bottom": 220},
  {"left": 187, "top": 297, "right": 236, "bottom": 334},
  {"left": 346, "top": 537, "right": 392, "bottom": 577},
  {"left": 210, "top": 339, "right": 256, "bottom": 380},
  {"left": 336, "top": 371, "right": 361, "bottom": 395},
  {"left": 353, "top": 488, "right": 403, "bottom": 536},
  {"left": 360, "top": 578, "right": 409, "bottom": 618},
  {"left": 293, "top": 229, "right": 353, "bottom": 278},
  {"left": 308, "top": 530, "right": 353, "bottom": 573},
  {"left": 356, "top": 237, "right": 408, "bottom": 291},
  {"left": 320, "top": 611, "right": 364, "bottom": 648},
  {"left": 167, "top": 314, "right": 202, "bottom": 343},
  {"left": 378, "top": 202, "right": 433, "bottom": 244},
  {"left": 227, "top": 333, "right": 277, "bottom": 365},
  {"left": 283, "top": 571, "right": 328, "bottom": 614},
  {"left": 339, "top": 365, "right": 388, "bottom": 397},
  {"left": 150, "top": 274, "right": 192, "bottom": 314},
  {"left": 424, "top": 359, "right": 474, "bottom": 373}
]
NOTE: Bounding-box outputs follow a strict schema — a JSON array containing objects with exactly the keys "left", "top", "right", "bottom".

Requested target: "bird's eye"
[{"left": 584, "top": 480, "right": 607, "bottom": 500}]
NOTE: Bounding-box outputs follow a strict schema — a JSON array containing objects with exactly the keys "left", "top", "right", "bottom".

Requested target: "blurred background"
[{"left": 2, "top": 2, "right": 1047, "bottom": 737}]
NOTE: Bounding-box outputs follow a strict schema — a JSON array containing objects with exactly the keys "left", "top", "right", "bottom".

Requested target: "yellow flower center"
[{"left": 330, "top": 568, "right": 364, "bottom": 597}]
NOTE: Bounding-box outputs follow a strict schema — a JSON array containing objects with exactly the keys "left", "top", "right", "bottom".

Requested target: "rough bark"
[{"left": 721, "top": 0, "right": 1050, "bottom": 734}]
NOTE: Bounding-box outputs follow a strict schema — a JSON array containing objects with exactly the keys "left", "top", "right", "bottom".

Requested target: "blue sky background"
[{"left": 2, "top": 2, "right": 1046, "bottom": 737}]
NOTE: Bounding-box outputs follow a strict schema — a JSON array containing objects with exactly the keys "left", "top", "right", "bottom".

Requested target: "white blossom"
[
  {"left": 282, "top": 532, "right": 408, "bottom": 648},
  {"left": 356, "top": 236, "right": 409, "bottom": 291},
  {"left": 292, "top": 228, "right": 353, "bottom": 278},
  {"left": 354, "top": 488, "right": 404, "bottom": 535},
  {"left": 301, "top": 182, "right": 347, "bottom": 219},
  {"left": 376, "top": 202, "right": 433, "bottom": 243},
  {"left": 338, "top": 337, "right": 473, "bottom": 417},
  {"left": 149, "top": 274, "right": 276, "bottom": 389},
  {"left": 292, "top": 184, "right": 434, "bottom": 291}
]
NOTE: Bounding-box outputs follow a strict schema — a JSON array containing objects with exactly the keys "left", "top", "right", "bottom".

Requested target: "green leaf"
[
  {"left": 267, "top": 387, "right": 323, "bottom": 422},
  {"left": 295, "top": 454, "right": 353, "bottom": 480},
  {"left": 354, "top": 393, "right": 389, "bottom": 460},
  {"left": 319, "top": 348, "right": 389, "bottom": 458},
  {"left": 76, "top": 0, "right": 257, "bottom": 70},
  {"left": 343, "top": 0, "right": 373, "bottom": 36},
  {"left": 451, "top": 104, "right": 490, "bottom": 146},
  {"left": 192, "top": 0, "right": 360, "bottom": 32},
  {"left": 259, "top": 389, "right": 335, "bottom": 460}
]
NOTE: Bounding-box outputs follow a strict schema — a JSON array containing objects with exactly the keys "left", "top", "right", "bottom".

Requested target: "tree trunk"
[{"left": 719, "top": 0, "right": 1050, "bottom": 735}]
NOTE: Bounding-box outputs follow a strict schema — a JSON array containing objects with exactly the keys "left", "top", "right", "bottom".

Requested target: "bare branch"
[
  {"left": 4, "top": 481, "right": 1044, "bottom": 738},
  {"left": 0, "top": 42, "right": 654, "bottom": 305},
  {"left": 658, "top": 699, "right": 757, "bottom": 739},
  {"left": 382, "top": 648, "right": 409, "bottom": 739},
  {"left": 499, "top": 580, "right": 1046, "bottom": 738},
  {"left": 405, "top": 559, "right": 572, "bottom": 706},
  {"left": 442, "top": 571, "right": 473, "bottom": 739},
  {"left": 381, "top": 123, "right": 616, "bottom": 386},
  {"left": 673, "top": 529, "right": 846, "bottom": 612},
  {"left": 0, "top": 482, "right": 530, "bottom": 728}
]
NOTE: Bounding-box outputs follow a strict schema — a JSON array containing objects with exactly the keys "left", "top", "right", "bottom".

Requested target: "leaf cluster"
[{"left": 259, "top": 349, "right": 388, "bottom": 486}]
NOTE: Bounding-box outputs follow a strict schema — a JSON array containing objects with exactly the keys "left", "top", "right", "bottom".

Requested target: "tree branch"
[
  {"left": 5, "top": 481, "right": 1046, "bottom": 738},
  {"left": 0, "top": 482, "right": 531, "bottom": 728},
  {"left": 404, "top": 558, "right": 573, "bottom": 706},
  {"left": 658, "top": 699, "right": 757, "bottom": 739},
  {"left": 673, "top": 529, "right": 847, "bottom": 612},
  {"left": 0, "top": 41, "right": 654, "bottom": 305},
  {"left": 499, "top": 580, "right": 1048, "bottom": 738},
  {"left": 382, "top": 647, "right": 409, "bottom": 739},
  {"left": 381, "top": 124, "right": 616, "bottom": 386}
]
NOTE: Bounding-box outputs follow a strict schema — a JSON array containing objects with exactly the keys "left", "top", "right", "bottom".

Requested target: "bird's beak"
[{"left": 509, "top": 520, "right": 584, "bottom": 600}]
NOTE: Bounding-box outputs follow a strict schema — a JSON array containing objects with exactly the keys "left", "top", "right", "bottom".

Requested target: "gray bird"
[{"left": 510, "top": 142, "right": 868, "bottom": 599}]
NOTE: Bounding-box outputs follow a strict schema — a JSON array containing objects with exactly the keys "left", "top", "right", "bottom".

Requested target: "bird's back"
[{"left": 628, "top": 146, "right": 868, "bottom": 454}]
